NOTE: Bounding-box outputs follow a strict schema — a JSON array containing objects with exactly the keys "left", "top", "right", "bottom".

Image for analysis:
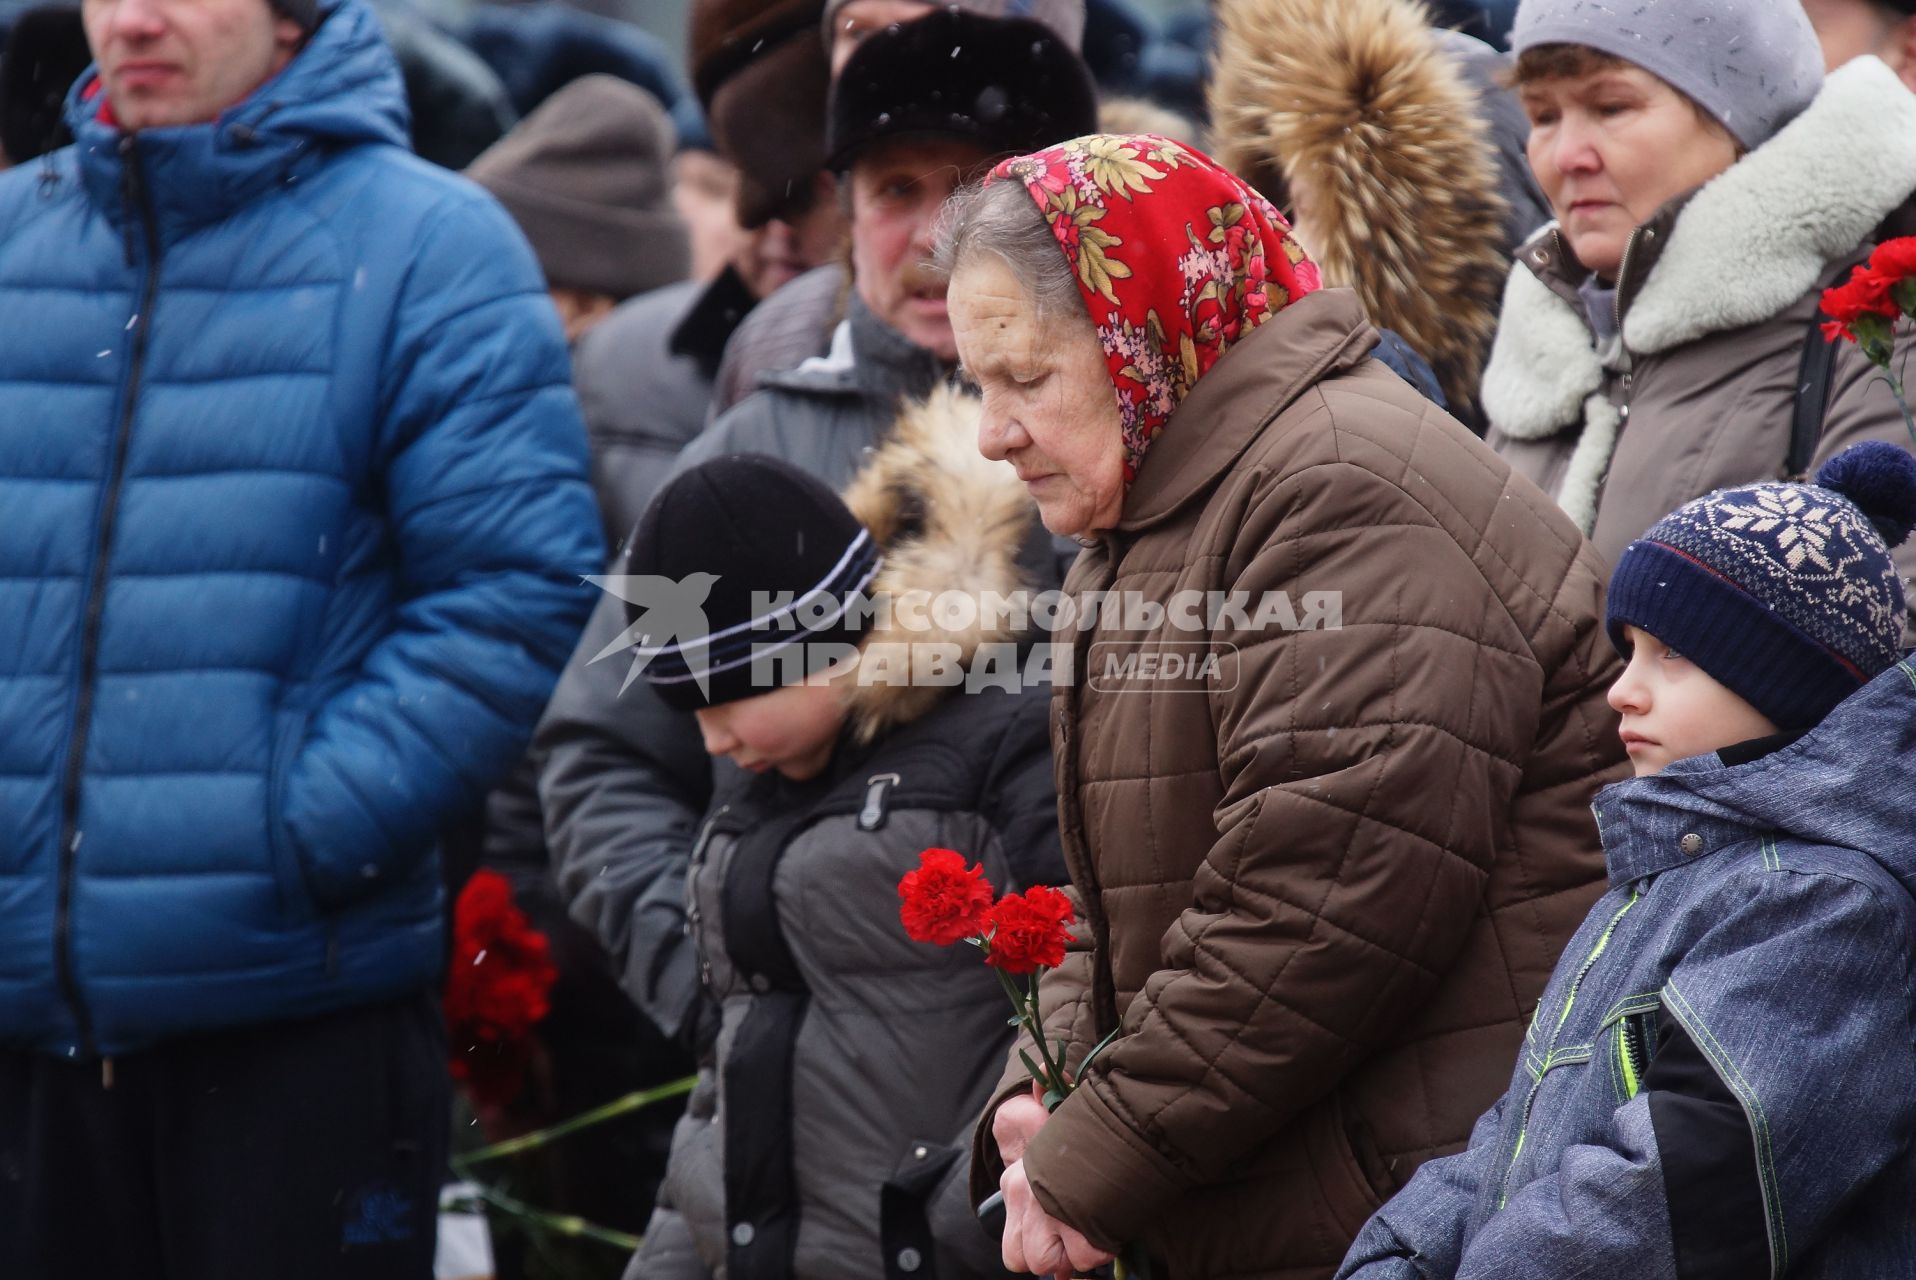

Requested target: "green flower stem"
[
  {"left": 448, "top": 1075, "right": 699, "bottom": 1255},
  {"left": 983, "top": 960, "right": 1151, "bottom": 1280},
  {"left": 1885, "top": 368, "right": 1916, "bottom": 450},
  {"left": 995, "top": 965, "right": 1068, "bottom": 1099},
  {"left": 456, "top": 1075, "right": 698, "bottom": 1167},
  {"left": 454, "top": 1178, "right": 644, "bottom": 1252}
]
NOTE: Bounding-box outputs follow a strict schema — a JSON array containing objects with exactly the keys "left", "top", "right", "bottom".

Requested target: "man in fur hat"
[{"left": 707, "top": 0, "right": 1090, "bottom": 417}]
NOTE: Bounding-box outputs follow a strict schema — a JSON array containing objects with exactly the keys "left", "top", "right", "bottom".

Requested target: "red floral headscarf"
[{"left": 989, "top": 134, "right": 1322, "bottom": 486}]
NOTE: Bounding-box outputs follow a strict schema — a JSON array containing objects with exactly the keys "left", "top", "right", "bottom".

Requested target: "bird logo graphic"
[{"left": 585, "top": 571, "right": 722, "bottom": 697}]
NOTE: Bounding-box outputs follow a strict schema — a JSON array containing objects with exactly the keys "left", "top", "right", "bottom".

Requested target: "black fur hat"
[{"left": 826, "top": 7, "right": 1096, "bottom": 172}]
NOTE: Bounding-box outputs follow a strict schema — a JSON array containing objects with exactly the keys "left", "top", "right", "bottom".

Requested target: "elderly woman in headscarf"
[{"left": 938, "top": 134, "right": 1627, "bottom": 1279}]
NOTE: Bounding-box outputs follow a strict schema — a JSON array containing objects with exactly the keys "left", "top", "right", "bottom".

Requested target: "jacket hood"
[
  {"left": 839, "top": 386, "right": 1040, "bottom": 742},
  {"left": 1207, "top": 0, "right": 1508, "bottom": 414},
  {"left": 65, "top": 0, "right": 410, "bottom": 232},
  {"left": 1596, "top": 660, "right": 1916, "bottom": 896}
]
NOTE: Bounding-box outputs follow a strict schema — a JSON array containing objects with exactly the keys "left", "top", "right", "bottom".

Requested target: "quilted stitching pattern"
[
  {"left": 1017, "top": 300, "right": 1623, "bottom": 1275},
  {"left": 0, "top": 1, "right": 601, "bottom": 1055}
]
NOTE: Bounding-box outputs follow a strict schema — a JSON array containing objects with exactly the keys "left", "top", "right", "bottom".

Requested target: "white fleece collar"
[{"left": 1484, "top": 56, "right": 1916, "bottom": 443}]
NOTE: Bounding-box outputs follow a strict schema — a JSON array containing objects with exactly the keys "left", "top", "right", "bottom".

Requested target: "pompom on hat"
[{"left": 1606, "top": 442, "right": 1916, "bottom": 732}]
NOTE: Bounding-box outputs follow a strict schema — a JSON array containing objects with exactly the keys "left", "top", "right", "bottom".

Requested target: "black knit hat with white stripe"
[{"left": 625, "top": 454, "right": 881, "bottom": 710}]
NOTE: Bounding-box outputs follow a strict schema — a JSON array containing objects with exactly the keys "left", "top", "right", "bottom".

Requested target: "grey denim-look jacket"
[{"left": 1338, "top": 661, "right": 1916, "bottom": 1280}]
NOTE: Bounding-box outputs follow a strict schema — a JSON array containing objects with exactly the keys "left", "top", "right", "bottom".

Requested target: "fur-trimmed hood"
[
  {"left": 839, "top": 386, "right": 1041, "bottom": 742},
  {"left": 1208, "top": 0, "right": 1509, "bottom": 416},
  {"left": 1482, "top": 55, "right": 1916, "bottom": 534}
]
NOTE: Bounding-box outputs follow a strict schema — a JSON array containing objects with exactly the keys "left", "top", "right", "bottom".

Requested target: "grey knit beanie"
[
  {"left": 822, "top": 0, "right": 1085, "bottom": 53},
  {"left": 466, "top": 75, "right": 690, "bottom": 301},
  {"left": 1511, "top": 0, "right": 1824, "bottom": 150}
]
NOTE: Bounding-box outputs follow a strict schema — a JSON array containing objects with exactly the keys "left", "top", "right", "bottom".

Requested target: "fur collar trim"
[
  {"left": 1485, "top": 56, "right": 1916, "bottom": 445},
  {"left": 1627, "top": 56, "right": 1916, "bottom": 353},
  {"left": 1208, "top": 0, "right": 1508, "bottom": 412},
  {"left": 839, "top": 387, "right": 1041, "bottom": 742}
]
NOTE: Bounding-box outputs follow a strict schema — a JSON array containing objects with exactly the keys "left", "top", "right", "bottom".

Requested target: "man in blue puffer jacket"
[{"left": 0, "top": 0, "right": 602, "bottom": 1271}]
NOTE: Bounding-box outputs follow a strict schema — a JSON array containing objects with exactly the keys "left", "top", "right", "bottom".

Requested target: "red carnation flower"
[
  {"left": 1869, "top": 236, "right": 1916, "bottom": 279},
  {"left": 984, "top": 884, "right": 1075, "bottom": 974},
  {"left": 1822, "top": 268, "right": 1898, "bottom": 330},
  {"left": 899, "top": 848, "right": 995, "bottom": 946},
  {"left": 445, "top": 869, "right": 558, "bottom": 1109}
]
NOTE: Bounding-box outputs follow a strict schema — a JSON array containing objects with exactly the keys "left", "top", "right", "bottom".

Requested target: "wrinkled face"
[
  {"left": 1801, "top": 0, "right": 1901, "bottom": 72},
  {"left": 83, "top": 0, "right": 302, "bottom": 131},
  {"left": 1519, "top": 63, "right": 1740, "bottom": 279},
  {"left": 952, "top": 253, "right": 1125, "bottom": 537},
  {"left": 694, "top": 677, "right": 849, "bottom": 782},
  {"left": 1607, "top": 625, "right": 1780, "bottom": 776},
  {"left": 828, "top": 0, "right": 934, "bottom": 75},
  {"left": 849, "top": 137, "right": 992, "bottom": 362},
  {"left": 737, "top": 171, "right": 846, "bottom": 300}
]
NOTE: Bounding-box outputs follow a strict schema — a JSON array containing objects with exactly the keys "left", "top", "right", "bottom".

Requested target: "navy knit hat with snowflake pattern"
[{"left": 1606, "top": 442, "right": 1916, "bottom": 732}]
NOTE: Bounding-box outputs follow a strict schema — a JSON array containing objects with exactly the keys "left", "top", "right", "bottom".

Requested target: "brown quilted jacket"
[{"left": 969, "top": 290, "right": 1626, "bottom": 1279}]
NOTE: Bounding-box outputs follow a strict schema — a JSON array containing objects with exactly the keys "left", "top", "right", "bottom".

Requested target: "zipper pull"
[
  {"left": 859, "top": 773, "right": 900, "bottom": 832},
  {"left": 116, "top": 137, "right": 137, "bottom": 268}
]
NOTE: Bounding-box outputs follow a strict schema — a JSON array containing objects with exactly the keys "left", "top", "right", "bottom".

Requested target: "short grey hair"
[{"left": 932, "top": 177, "right": 1084, "bottom": 324}]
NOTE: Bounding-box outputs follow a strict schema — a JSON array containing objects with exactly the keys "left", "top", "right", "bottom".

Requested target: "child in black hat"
[{"left": 624, "top": 436, "right": 1069, "bottom": 1279}]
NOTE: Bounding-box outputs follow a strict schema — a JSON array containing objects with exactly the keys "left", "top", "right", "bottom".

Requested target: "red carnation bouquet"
[
  {"left": 446, "top": 869, "right": 559, "bottom": 1111},
  {"left": 1822, "top": 236, "right": 1916, "bottom": 440},
  {"left": 898, "top": 849, "right": 1144, "bottom": 1277},
  {"left": 898, "top": 848, "right": 1090, "bottom": 1106}
]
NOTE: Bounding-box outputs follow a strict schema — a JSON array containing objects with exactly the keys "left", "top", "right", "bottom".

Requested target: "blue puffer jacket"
[
  {"left": 0, "top": 0, "right": 602, "bottom": 1057},
  {"left": 1338, "top": 661, "right": 1916, "bottom": 1280}
]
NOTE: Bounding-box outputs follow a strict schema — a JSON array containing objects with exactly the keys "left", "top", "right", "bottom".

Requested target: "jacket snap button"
[
  {"left": 913, "top": 1145, "right": 928, "bottom": 1159},
  {"left": 897, "top": 1248, "right": 923, "bottom": 1272},
  {"left": 1680, "top": 833, "right": 1704, "bottom": 855},
  {"left": 732, "top": 1223, "right": 756, "bottom": 1246},
  {"left": 751, "top": 973, "right": 771, "bottom": 993}
]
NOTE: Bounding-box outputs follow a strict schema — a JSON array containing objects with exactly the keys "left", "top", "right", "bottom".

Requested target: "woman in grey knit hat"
[{"left": 1480, "top": 0, "right": 1916, "bottom": 599}]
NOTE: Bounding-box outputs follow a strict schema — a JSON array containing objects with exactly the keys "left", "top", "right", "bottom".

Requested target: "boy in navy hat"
[{"left": 1341, "top": 442, "right": 1916, "bottom": 1278}]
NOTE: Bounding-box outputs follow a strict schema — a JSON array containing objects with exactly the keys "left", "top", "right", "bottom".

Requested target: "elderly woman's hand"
[
  {"left": 1000, "top": 1158, "right": 1114, "bottom": 1278},
  {"left": 993, "top": 1083, "right": 1051, "bottom": 1165}
]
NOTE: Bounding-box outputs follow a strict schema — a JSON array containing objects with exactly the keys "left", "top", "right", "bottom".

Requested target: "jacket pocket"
[
  {"left": 880, "top": 1138, "right": 973, "bottom": 1280},
  {"left": 1304, "top": 1088, "right": 1391, "bottom": 1243},
  {"left": 267, "top": 706, "right": 317, "bottom": 923},
  {"left": 661, "top": 1072, "right": 727, "bottom": 1274}
]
